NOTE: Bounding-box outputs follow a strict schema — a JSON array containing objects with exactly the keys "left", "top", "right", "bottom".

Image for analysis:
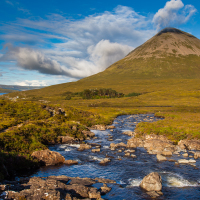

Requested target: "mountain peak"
[
  {"left": 156, "top": 27, "right": 196, "bottom": 38},
  {"left": 126, "top": 28, "right": 200, "bottom": 59}
]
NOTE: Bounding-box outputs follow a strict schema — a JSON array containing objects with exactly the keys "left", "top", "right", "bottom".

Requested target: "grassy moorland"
[{"left": 0, "top": 99, "right": 108, "bottom": 180}]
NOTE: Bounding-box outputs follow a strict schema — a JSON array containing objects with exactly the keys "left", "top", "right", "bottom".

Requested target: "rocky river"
[{"left": 2, "top": 114, "right": 200, "bottom": 199}]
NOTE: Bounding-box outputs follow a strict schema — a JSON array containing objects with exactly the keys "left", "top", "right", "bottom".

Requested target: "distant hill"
[
  {"left": 0, "top": 85, "right": 44, "bottom": 93},
  {"left": 7, "top": 28, "right": 200, "bottom": 98}
]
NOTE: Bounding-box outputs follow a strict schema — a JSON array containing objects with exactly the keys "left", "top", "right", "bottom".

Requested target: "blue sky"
[{"left": 0, "top": 0, "right": 199, "bottom": 86}]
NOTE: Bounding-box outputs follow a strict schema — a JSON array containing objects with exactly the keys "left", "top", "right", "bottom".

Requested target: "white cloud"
[
  {"left": 153, "top": 0, "right": 197, "bottom": 30},
  {"left": 14, "top": 80, "right": 48, "bottom": 86},
  {"left": 88, "top": 39, "right": 133, "bottom": 71}
]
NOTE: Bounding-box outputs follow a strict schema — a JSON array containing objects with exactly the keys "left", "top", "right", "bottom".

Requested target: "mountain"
[
  {"left": 90, "top": 27, "right": 200, "bottom": 80},
  {"left": 8, "top": 28, "right": 200, "bottom": 97}
]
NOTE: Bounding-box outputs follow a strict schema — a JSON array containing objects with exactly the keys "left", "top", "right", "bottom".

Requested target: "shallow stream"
[{"left": 33, "top": 114, "right": 200, "bottom": 199}]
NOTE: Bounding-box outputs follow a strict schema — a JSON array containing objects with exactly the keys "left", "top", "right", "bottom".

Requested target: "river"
[
  {"left": 32, "top": 114, "right": 200, "bottom": 199},
  {"left": 0, "top": 93, "right": 7, "bottom": 95}
]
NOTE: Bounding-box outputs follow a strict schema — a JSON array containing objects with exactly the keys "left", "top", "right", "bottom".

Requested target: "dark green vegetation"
[
  {"left": 62, "top": 88, "right": 124, "bottom": 100},
  {"left": 0, "top": 99, "right": 108, "bottom": 180},
  {"left": 1, "top": 28, "right": 200, "bottom": 180}
]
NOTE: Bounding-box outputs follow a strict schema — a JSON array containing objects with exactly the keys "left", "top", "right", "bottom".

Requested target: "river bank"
[{"left": 1, "top": 114, "right": 200, "bottom": 199}]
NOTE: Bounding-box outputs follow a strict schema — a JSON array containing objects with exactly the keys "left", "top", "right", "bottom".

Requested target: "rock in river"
[
  {"left": 157, "top": 154, "right": 167, "bottom": 162},
  {"left": 64, "top": 160, "right": 78, "bottom": 165},
  {"left": 78, "top": 144, "right": 92, "bottom": 151},
  {"left": 31, "top": 149, "right": 65, "bottom": 166},
  {"left": 140, "top": 172, "right": 162, "bottom": 192}
]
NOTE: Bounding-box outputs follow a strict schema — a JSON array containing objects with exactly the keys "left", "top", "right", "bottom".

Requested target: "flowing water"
[{"left": 33, "top": 114, "right": 200, "bottom": 199}]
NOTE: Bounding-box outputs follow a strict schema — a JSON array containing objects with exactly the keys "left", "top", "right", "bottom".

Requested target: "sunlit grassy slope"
[{"left": 4, "top": 28, "right": 200, "bottom": 142}]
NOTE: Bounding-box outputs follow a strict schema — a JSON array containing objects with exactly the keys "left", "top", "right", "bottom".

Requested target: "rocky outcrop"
[
  {"left": 31, "top": 149, "right": 65, "bottom": 166},
  {"left": 178, "top": 140, "right": 200, "bottom": 150},
  {"left": 5, "top": 176, "right": 113, "bottom": 200},
  {"left": 140, "top": 172, "right": 162, "bottom": 192},
  {"left": 127, "top": 137, "right": 144, "bottom": 148}
]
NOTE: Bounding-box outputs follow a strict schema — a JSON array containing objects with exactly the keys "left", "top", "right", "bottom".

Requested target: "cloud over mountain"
[{"left": 153, "top": 0, "right": 197, "bottom": 30}]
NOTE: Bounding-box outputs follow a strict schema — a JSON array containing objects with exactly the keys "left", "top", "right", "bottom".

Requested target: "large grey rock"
[
  {"left": 31, "top": 149, "right": 65, "bottom": 166},
  {"left": 140, "top": 172, "right": 162, "bottom": 192}
]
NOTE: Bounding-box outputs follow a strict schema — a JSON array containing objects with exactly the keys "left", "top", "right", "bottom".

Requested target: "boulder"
[
  {"left": 78, "top": 144, "right": 92, "bottom": 151},
  {"left": 140, "top": 172, "right": 162, "bottom": 192},
  {"left": 156, "top": 154, "right": 167, "bottom": 162},
  {"left": 31, "top": 149, "right": 65, "bottom": 166},
  {"left": 178, "top": 140, "right": 200, "bottom": 150},
  {"left": 57, "top": 136, "right": 74, "bottom": 144},
  {"left": 64, "top": 160, "right": 78, "bottom": 165},
  {"left": 127, "top": 137, "right": 144, "bottom": 148}
]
